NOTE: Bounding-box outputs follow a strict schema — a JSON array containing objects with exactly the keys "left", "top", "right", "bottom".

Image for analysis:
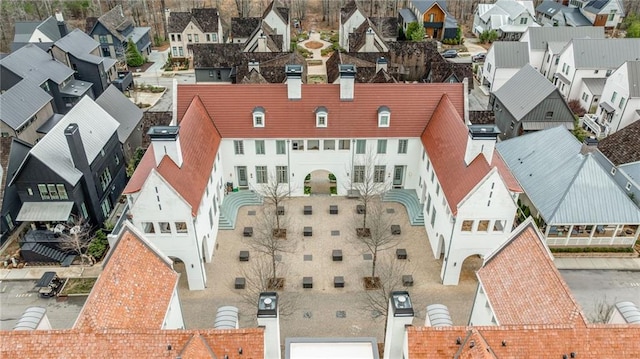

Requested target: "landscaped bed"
[{"left": 59, "top": 277, "right": 97, "bottom": 296}]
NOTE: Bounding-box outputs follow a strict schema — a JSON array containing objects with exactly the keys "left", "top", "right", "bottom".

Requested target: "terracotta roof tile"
[
  {"left": 176, "top": 83, "right": 464, "bottom": 138},
  {"left": 598, "top": 119, "right": 640, "bottom": 165},
  {"left": 179, "top": 334, "right": 216, "bottom": 358},
  {"left": 421, "top": 96, "right": 521, "bottom": 215},
  {"left": 74, "top": 226, "right": 179, "bottom": 330},
  {"left": 124, "top": 96, "right": 221, "bottom": 216},
  {"left": 454, "top": 329, "right": 496, "bottom": 359},
  {"left": 478, "top": 222, "right": 586, "bottom": 326}
]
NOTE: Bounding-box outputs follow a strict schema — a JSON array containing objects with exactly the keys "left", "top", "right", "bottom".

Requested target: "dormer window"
[
  {"left": 378, "top": 106, "right": 390, "bottom": 127},
  {"left": 315, "top": 106, "right": 328, "bottom": 127},
  {"left": 253, "top": 106, "right": 265, "bottom": 127}
]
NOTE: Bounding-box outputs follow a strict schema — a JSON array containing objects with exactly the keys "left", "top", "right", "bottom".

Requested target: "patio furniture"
[
  {"left": 330, "top": 205, "right": 338, "bottom": 214},
  {"left": 303, "top": 277, "right": 313, "bottom": 289},
  {"left": 396, "top": 248, "right": 407, "bottom": 260},
  {"left": 239, "top": 251, "right": 249, "bottom": 262},
  {"left": 402, "top": 275, "right": 414, "bottom": 287},
  {"left": 332, "top": 250, "right": 343, "bottom": 261},
  {"left": 243, "top": 227, "right": 253, "bottom": 237},
  {"left": 391, "top": 225, "right": 401, "bottom": 235},
  {"left": 277, "top": 206, "right": 285, "bottom": 215},
  {"left": 234, "top": 277, "right": 245, "bottom": 289},
  {"left": 334, "top": 276, "right": 345, "bottom": 288},
  {"left": 304, "top": 206, "right": 312, "bottom": 215},
  {"left": 304, "top": 226, "right": 312, "bottom": 236}
]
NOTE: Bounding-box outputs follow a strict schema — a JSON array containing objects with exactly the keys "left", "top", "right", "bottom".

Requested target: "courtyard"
[{"left": 177, "top": 195, "right": 479, "bottom": 342}]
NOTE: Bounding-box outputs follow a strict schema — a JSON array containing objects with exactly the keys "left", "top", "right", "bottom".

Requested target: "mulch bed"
[{"left": 304, "top": 41, "right": 324, "bottom": 49}]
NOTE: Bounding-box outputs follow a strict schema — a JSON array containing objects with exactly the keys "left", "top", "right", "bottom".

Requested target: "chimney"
[
  {"left": 64, "top": 123, "right": 100, "bottom": 223},
  {"left": 248, "top": 60, "right": 260, "bottom": 73},
  {"left": 383, "top": 291, "right": 414, "bottom": 359},
  {"left": 165, "top": 8, "right": 171, "bottom": 27},
  {"left": 148, "top": 126, "right": 183, "bottom": 167},
  {"left": 55, "top": 10, "right": 67, "bottom": 37},
  {"left": 463, "top": 78, "right": 470, "bottom": 124},
  {"left": 464, "top": 124, "right": 500, "bottom": 165},
  {"left": 365, "top": 27, "right": 375, "bottom": 52},
  {"left": 339, "top": 64, "right": 356, "bottom": 101},
  {"left": 257, "top": 292, "right": 281, "bottom": 359},
  {"left": 376, "top": 57, "right": 388, "bottom": 73},
  {"left": 257, "top": 33, "right": 267, "bottom": 52},
  {"left": 285, "top": 64, "right": 302, "bottom": 100}
]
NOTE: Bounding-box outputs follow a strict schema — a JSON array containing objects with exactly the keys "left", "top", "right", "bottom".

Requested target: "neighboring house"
[
  {"left": 0, "top": 80, "right": 54, "bottom": 144},
  {"left": 340, "top": 1, "right": 367, "bottom": 49},
  {"left": 339, "top": 0, "right": 395, "bottom": 51},
  {"left": 347, "top": 19, "right": 390, "bottom": 53},
  {"left": 242, "top": 20, "right": 286, "bottom": 52},
  {"left": 401, "top": 0, "right": 459, "bottom": 41},
  {"left": 87, "top": 5, "right": 151, "bottom": 61},
  {"left": 568, "top": 0, "right": 624, "bottom": 29},
  {"left": 95, "top": 85, "right": 144, "bottom": 162},
  {"left": 0, "top": 138, "right": 32, "bottom": 244},
  {"left": 553, "top": 38, "right": 640, "bottom": 101},
  {"left": 10, "top": 96, "right": 126, "bottom": 229},
  {"left": 167, "top": 7, "right": 224, "bottom": 60},
  {"left": 124, "top": 97, "right": 224, "bottom": 291},
  {"left": 582, "top": 60, "right": 640, "bottom": 138},
  {"left": 496, "top": 126, "right": 640, "bottom": 248},
  {"left": 326, "top": 52, "right": 397, "bottom": 84},
  {"left": 0, "top": 44, "right": 94, "bottom": 114},
  {"left": 481, "top": 41, "right": 529, "bottom": 91},
  {"left": 490, "top": 64, "right": 574, "bottom": 138},
  {"left": 260, "top": 0, "right": 291, "bottom": 52},
  {"left": 51, "top": 29, "right": 120, "bottom": 97},
  {"left": 536, "top": 1, "right": 592, "bottom": 27},
  {"left": 519, "top": 26, "right": 604, "bottom": 76},
  {"left": 469, "top": 219, "right": 586, "bottom": 326},
  {"left": 576, "top": 77, "right": 606, "bottom": 115},
  {"left": 11, "top": 12, "right": 68, "bottom": 51},
  {"left": 597, "top": 120, "right": 640, "bottom": 206},
  {"left": 229, "top": 17, "right": 261, "bottom": 44},
  {"left": 473, "top": 0, "right": 537, "bottom": 40}
]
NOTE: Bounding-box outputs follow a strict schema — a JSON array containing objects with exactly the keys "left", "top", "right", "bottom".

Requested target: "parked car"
[
  {"left": 441, "top": 49, "right": 458, "bottom": 58},
  {"left": 472, "top": 53, "right": 486, "bottom": 62}
]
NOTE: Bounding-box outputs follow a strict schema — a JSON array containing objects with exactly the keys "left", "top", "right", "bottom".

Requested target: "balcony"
[
  {"left": 111, "top": 71, "right": 133, "bottom": 92},
  {"left": 581, "top": 114, "right": 610, "bottom": 139},
  {"left": 545, "top": 224, "right": 638, "bottom": 246}
]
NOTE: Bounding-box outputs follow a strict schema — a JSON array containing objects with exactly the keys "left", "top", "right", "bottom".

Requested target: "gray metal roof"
[
  {"left": 411, "top": 0, "right": 448, "bottom": 14},
  {"left": 95, "top": 85, "right": 143, "bottom": 143},
  {"left": 523, "top": 27, "right": 604, "bottom": 50},
  {"left": 36, "top": 113, "right": 65, "bottom": 134},
  {"left": 571, "top": 39, "right": 640, "bottom": 69},
  {"left": 28, "top": 96, "right": 119, "bottom": 185},
  {"left": 536, "top": 1, "right": 563, "bottom": 15},
  {"left": 522, "top": 121, "right": 574, "bottom": 131},
  {"left": 583, "top": 77, "right": 607, "bottom": 95},
  {"left": 37, "top": 16, "right": 62, "bottom": 42},
  {"left": 13, "top": 21, "right": 40, "bottom": 42},
  {"left": 626, "top": 61, "right": 640, "bottom": 98},
  {"left": 129, "top": 27, "right": 151, "bottom": 46},
  {"left": 491, "top": 41, "right": 529, "bottom": 68},
  {"left": 496, "top": 126, "right": 640, "bottom": 224},
  {"left": 564, "top": 8, "right": 592, "bottom": 26},
  {"left": 620, "top": 162, "right": 640, "bottom": 185},
  {"left": 0, "top": 43, "right": 73, "bottom": 85},
  {"left": 493, "top": 64, "right": 556, "bottom": 120},
  {"left": 494, "top": 0, "right": 532, "bottom": 20},
  {"left": 399, "top": 8, "right": 417, "bottom": 23},
  {"left": 54, "top": 29, "right": 103, "bottom": 65},
  {"left": 0, "top": 80, "right": 52, "bottom": 130},
  {"left": 547, "top": 41, "right": 566, "bottom": 54}
]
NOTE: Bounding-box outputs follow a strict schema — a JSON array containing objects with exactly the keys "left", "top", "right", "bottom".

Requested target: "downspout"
[
  {"left": 441, "top": 214, "right": 457, "bottom": 282},
  {"left": 351, "top": 139, "right": 356, "bottom": 190},
  {"left": 192, "top": 216, "right": 207, "bottom": 288},
  {"left": 286, "top": 139, "right": 291, "bottom": 196}
]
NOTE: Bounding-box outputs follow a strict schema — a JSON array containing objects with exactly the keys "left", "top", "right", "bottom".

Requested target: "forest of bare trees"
[{"left": 2, "top": 0, "right": 640, "bottom": 52}]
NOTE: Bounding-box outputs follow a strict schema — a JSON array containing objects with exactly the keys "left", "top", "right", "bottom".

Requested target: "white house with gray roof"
[
  {"left": 473, "top": 0, "right": 537, "bottom": 40},
  {"left": 11, "top": 12, "right": 67, "bottom": 52},
  {"left": 535, "top": 1, "right": 592, "bottom": 28},
  {"left": 481, "top": 41, "right": 529, "bottom": 92},
  {"left": 553, "top": 38, "right": 640, "bottom": 102},
  {"left": 577, "top": 77, "right": 606, "bottom": 114},
  {"left": 496, "top": 126, "right": 640, "bottom": 248}
]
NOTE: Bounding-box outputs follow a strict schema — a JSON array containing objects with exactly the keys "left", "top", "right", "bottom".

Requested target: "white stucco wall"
[
  {"left": 468, "top": 283, "right": 498, "bottom": 326},
  {"left": 162, "top": 281, "right": 185, "bottom": 329},
  {"left": 601, "top": 64, "right": 640, "bottom": 134},
  {"left": 263, "top": 9, "right": 290, "bottom": 52},
  {"left": 169, "top": 19, "right": 222, "bottom": 58},
  {"left": 340, "top": 9, "right": 366, "bottom": 50}
]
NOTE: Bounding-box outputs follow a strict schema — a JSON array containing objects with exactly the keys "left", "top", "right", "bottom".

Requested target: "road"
[{"left": 560, "top": 270, "right": 640, "bottom": 322}]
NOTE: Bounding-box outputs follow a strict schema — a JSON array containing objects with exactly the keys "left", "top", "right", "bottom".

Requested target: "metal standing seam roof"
[
  {"left": 399, "top": 8, "right": 417, "bottom": 22},
  {"left": 16, "top": 202, "right": 74, "bottom": 222},
  {"left": 564, "top": 8, "right": 593, "bottom": 26},
  {"left": 582, "top": 77, "right": 607, "bottom": 95},
  {"left": 523, "top": 27, "right": 605, "bottom": 51},
  {"left": 129, "top": 27, "right": 151, "bottom": 47},
  {"left": 35, "top": 16, "right": 63, "bottom": 42},
  {"left": 536, "top": 1, "right": 563, "bottom": 15},
  {"left": 626, "top": 61, "right": 640, "bottom": 98},
  {"left": 493, "top": 64, "right": 556, "bottom": 120},
  {"left": 0, "top": 80, "right": 52, "bottom": 130},
  {"left": 27, "top": 96, "right": 119, "bottom": 186},
  {"left": 496, "top": 126, "right": 640, "bottom": 224},
  {"left": 13, "top": 21, "right": 41, "bottom": 42},
  {"left": 0, "top": 43, "right": 73, "bottom": 85},
  {"left": 54, "top": 29, "right": 103, "bottom": 65},
  {"left": 570, "top": 38, "right": 640, "bottom": 69},
  {"left": 491, "top": 41, "right": 529, "bottom": 68},
  {"left": 411, "top": 0, "right": 448, "bottom": 14},
  {"left": 95, "top": 85, "right": 143, "bottom": 143}
]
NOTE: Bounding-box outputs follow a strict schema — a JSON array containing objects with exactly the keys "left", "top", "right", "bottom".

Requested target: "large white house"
[{"left": 473, "top": 0, "right": 537, "bottom": 39}]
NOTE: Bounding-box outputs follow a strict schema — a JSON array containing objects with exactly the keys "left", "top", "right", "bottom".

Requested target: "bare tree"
[
  {"left": 58, "top": 219, "right": 95, "bottom": 267},
  {"left": 254, "top": 171, "right": 293, "bottom": 235},
  {"left": 360, "top": 255, "right": 409, "bottom": 322},
  {"left": 292, "top": 0, "right": 308, "bottom": 21},
  {"left": 235, "top": 0, "right": 252, "bottom": 17},
  {"left": 589, "top": 296, "right": 615, "bottom": 324},
  {"left": 347, "top": 145, "right": 391, "bottom": 230}
]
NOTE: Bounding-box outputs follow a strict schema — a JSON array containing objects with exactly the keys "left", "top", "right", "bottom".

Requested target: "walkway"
[{"left": 298, "top": 31, "right": 331, "bottom": 83}]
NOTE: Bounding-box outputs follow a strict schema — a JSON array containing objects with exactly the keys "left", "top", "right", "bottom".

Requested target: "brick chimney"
[
  {"left": 339, "top": 64, "right": 356, "bottom": 101},
  {"left": 383, "top": 291, "right": 414, "bottom": 359},
  {"left": 376, "top": 57, "right": 388, "bottom": 73},
  {"left": 148, "top": 126, "right": 183, "bottom": 167},
  {"left": 257, "top": 292, "right": 281, "bottom": 359},
  {"left": 285, "top": 64, "right": 302, "bottom": 100},
  {"left": 464, "top": 124, "right": 500, "bottom": 165}
]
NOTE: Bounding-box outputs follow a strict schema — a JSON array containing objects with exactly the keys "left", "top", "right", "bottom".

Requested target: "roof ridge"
[{"left": 546, "top": 153, "right": 588, "bottom": 223}]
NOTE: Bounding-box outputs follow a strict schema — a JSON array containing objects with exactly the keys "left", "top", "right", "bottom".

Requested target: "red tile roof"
[
  {"left": 74, "top": 225, "right": 179, "bottom": 330},
  {"left": 176, "top": 83, "right": 465, "bottom": 138},
  {"left": 408, "top": 325, "right": 640, "bottom": 359},
  {"left": 478, "top": 221, "right": 586, "bottom": 326},
  {"left": 124, "top": 96, "right": 222, "bottom": 216},
  {"left": 421, "top": 95, "right": 521, "bottom": 215}
]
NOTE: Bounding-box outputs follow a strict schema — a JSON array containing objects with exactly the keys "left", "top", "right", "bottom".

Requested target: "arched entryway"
[
  {"left": 458, "top": 254, "right": 483, "bottom": 283},
  {"left": 169, "top": 256, "right": 189, "bottom": 290},
  {"left": 304, "top": 169, "right": 337, "bottom": 195}
]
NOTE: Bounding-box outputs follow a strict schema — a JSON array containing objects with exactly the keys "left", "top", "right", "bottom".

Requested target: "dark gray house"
[
  {"left": 96, "top": 85, "right": 144, "bottom": 162},
  {"left": 86, "top": 5, "right": 151, "bottom": 61},
  {"left": 9, "top": 96, "right": 126, "bottom": 229},
  {"left": 0, "top": 138, "right": 32, "bottom": 245},
  {"left": 490, "top": 64, "right": 574, "bottom": 139},
  {"left": 0, "top": 44, "right": 94, "bottom": 114},
  {"left": 51, "top": 29, "right": 121, "bottom": 97},
  {"left": 190, "top": 43, "right": 245, "bottom": 83}
]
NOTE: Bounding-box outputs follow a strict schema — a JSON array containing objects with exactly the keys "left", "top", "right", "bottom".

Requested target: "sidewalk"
[
  {"left": 0, "top": 265, "right": 102, "bottom": 281},
  {"left": 554, "top": 257, "right": 640, "bottom": 271}
]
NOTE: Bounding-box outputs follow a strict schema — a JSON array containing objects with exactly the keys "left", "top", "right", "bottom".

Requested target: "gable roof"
[
  {"left": 496, "top": 126, "right": 640, "bottom": 223},
  {"left": 168, "top": 11, "right": 191, "bottom": 32},
  {"left": 74, "top": 224, "right": 178, "bottom": 330},
  {"left": 429, "top": 60, "right": 474, "bottom": 89},
  {"left": 191, "top": 43, "right": 244, "bottom": 68},
  {"left": 24, "top": 96, "right": 119, "bottom": 186},
  {"left": 236, "top": 52, "right": 306, "bottom": 83},
  {"left": 522, "top": 26, "right": 604, "bottom": 51},
  {"left": 13, "top": 21, "right": 41, "bottom": 42},
  {"left": 412, "top": 0, "right": 448, "bottom": 14},
  {"left": 421, "top": 95, "right": 521, "bottom": 215},
  {"left": 177, "top": 82, "right": 465, "bottom": 139},
  {"left": 169, "top": 8, "right": 220, "bottom": 33},
  {"left": 0, "top": 80, "right": 52, "bottom": 130},
  {"left": 625, "top": 60, "right": 640, "bottom": 98},
  {"left": 95, "top": 85, "right": 143, "bottom": 143},
  {"left": 493, "top": 64, "right": 559, "bottom": 120},
  {"left": 583, "top": 0, "right": 617, "bottom": 14},
  {"left": 582, "top": 77, "right": 607, "bottom": 95},
  {"left": 369, "top": 17, "right": 399, "bottom": 38},
  {"left": 263, "top": 0, "right": 289, "bottom": 23},
  {"left": 341, "top": 0, "right": 361, "bottom": 24},
  {"left": 598, "top": 120, "right": 640, "bottom": 166},
  {"left": 348, "top": 19, "right": 388, "bottom": 52},
  {"left": 124, "top": 96, "right": 221, "bottom": 217},
  {"left": 1, "top": 43, "right": 73, "bottom": 86},
  {"left": 479, "top": 220, "right": 585, "bottom": 325},
  {"left": 490, "top": 41, "right": 529, "bottom": 68},
  {"left": 570, "top": 39, "right": 640, "bottom": 69},
  {"left": 231, "top": 17, "right": 261, "bottom": 38},
  {"left": 53, "top": 29, "right": 112, "bottom": 66}
]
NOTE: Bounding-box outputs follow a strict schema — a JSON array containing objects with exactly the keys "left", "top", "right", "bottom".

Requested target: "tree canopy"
[{"left": 406, "top": 22, "right": 426, "bottom": 41}]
